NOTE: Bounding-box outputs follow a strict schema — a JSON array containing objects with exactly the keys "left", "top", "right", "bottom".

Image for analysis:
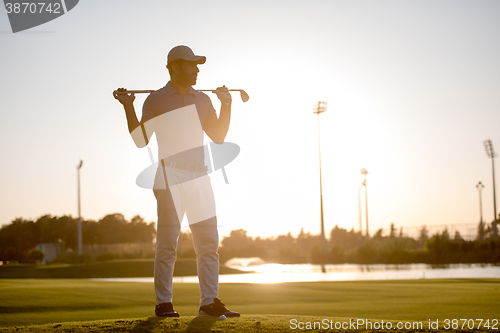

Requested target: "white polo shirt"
[{"left": 140, "top": 82, "right": 217, "bottom": 166}]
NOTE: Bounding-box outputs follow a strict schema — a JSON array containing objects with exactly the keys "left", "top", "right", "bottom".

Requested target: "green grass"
[
  {"left": 0, "top": 278, "right": 499, "bottom": 331},
  {"left": 3, "top": 315, "right": 498, "bottom": 333},
  {"left": 0, "top": 259, "right": 244, "bottom": 278}
]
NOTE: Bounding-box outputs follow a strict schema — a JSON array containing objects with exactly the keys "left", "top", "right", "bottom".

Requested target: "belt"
[{"left": 161, "top": 159, "right": 208, "bottom": 172}]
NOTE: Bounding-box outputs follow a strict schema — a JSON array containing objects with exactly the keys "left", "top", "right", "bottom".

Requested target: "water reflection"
[
  {"left": 92, "top": 258, "right": 500, "bottom": 284},
  {"left": 218, "top": 259, "right": 500, "bottom": 283}
]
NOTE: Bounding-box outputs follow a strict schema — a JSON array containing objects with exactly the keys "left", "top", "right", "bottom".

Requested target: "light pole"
[
  {"left": 476, "top": 181, "right": 485, "bottom": 241},
  {"left": 313, "top": 101, "right": 327, "bottom": 269},
  {"left": 476, "top": 181, "right": 485, "bottom": 224},
  {"left": 360, "top": 168, "right": 369, "bottom": 239},
  {"left": 358, "top": 186, "right": 363, "bottom": 236},
  {"left": 77, "top": 160, "right": 83, "bottom": 254},
  {"left": 484, "top": 140, "right": 498, "bottom": 239}
]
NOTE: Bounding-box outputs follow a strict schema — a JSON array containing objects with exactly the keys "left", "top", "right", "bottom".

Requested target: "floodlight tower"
[
  {"left": 476, "top": 181, "right": 485, "bottom": 224},
  {"left": 77, "top": 160, "right": 83, "bottom": 254},
  {"left": 484, "top": 140, "right": 498, "bottom": 238},
  {"left": 313, "top": 101, "right": 328, "bottom": 258},
  {"left": 476, "top": 181, "right": 485, "bottom": 241},
  {"left": 358, "top": 187, "right": 363, "bottom": 234},
  {"left": 360, "top": 168, "right": 369, "bottom": 239}
]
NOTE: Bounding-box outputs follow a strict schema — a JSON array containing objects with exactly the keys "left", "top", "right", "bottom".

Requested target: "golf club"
[{"left": 113, "top": 88, "right": 249, "bottom": 103}]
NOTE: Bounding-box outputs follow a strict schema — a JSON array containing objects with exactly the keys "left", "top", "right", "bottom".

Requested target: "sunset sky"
[{"left": 0, "top": 0, "right": 499, "bottom": 240}]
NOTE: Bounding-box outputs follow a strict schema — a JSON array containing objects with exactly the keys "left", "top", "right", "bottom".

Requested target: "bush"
[{"left": 26, "top": 249, "right": 45, "bottom": 264}]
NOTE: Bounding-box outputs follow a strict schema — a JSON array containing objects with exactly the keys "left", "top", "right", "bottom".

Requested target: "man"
[{"left": 114, "top": 45, "right": 240, "bottom": 318}]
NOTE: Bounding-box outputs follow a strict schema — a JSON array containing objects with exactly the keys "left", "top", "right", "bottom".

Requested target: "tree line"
[
  {"left": 217, "top": 221, "right": 500, "bottom": 265},
  {"left": 0, "top": 213, "right": 156, "bottom": 263},
  {"left": 1, "top": 213, "right": 498, "bottom": 265}
]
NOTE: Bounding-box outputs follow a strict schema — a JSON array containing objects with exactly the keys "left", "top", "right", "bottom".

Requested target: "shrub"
[{"left": 26, "top": 249, "right": 45, "bottom": 264}]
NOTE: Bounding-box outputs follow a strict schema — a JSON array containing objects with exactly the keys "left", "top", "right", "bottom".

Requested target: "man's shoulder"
[
  {"left": 144, "top": 87, "right": 169, "bottom": 102},
  {"left": 193, "top": 89, "right": 211, "bottom": 100},
  {"left": 152, "top": 86, "right": 170, "bottom": 96},
  {"left": 193, "top": 90, "right": 217, "bottom": 108}
]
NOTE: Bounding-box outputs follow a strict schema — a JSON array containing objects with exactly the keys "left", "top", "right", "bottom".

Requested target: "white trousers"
[{"left": 153, "top": 167, "right": 219, "bottom": 307}]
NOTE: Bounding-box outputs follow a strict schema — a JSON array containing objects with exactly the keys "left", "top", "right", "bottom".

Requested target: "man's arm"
[
  {"left": 204, "top": 86, "right": 232, "bottom": 144},
  {"left": 113, "top": 88, "right": 150, "bottom": 148}
]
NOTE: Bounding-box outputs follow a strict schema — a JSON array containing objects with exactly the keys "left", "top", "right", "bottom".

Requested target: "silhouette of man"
[{"left": 114, "top": 45, "right": 240, "bottom": 318}]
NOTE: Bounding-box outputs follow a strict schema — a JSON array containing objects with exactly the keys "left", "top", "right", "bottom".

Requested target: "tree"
[
  {"left": 389, "top": 223, "right": 396, "bottom": 238},
  {"left": 373, "top": 228, "right": 384, "bottom": 239},
  {"left": 426, "top": 229, "right": 451, "bottom": 263},
  {"left": 329, "top": 225, "right": 363, "bottom": 251},
  {"left": 477, "top": 221, "right": 485, "bottom": 241},
  {"left": 36, "top": 215, "right": 77, "bottom": 250},
  {"left": 221, "top": 229, "right": 253, "bottom": 250},
  {"left": 418, "top": 225, "right": 429, "bottom": 249},
  {"left": 129, "top": 215, "right": 156, "bottom": 243},
  {"left": 26, "top": 249, "right": 45, "bottom": 264},
  {"left": 96, "top": 213, "right": 128, "bottom": 244},
  {"left": 454, "top": 231, "right": 463, "bottom": 242},
  {"left": 178, "top": 230, "right": 195, "bottom": 257},
  {"left": 0, "top": 218, "right": 39, "bottom": 262}
]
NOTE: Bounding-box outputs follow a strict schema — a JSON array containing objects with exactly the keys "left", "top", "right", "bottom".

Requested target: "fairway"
[
  {"left": 1, "top": 278, "right": 499, "bottom": 329},
  {"left": 0, "top": 259, "right": 244, "bottom": 279}
]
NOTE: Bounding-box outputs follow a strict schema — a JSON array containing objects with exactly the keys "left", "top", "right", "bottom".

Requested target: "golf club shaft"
[
  {"left": 114, "top": 88, "right": 249, "bottom": 102},
  {"left": 113, "top": 90, "right": 154, "bottom": 94},
  {"left": 114, "top": 89, "right": 243, "bottom": 94},
  {"left": 199, "top": 89, "right": 244, "bottom": 92}
]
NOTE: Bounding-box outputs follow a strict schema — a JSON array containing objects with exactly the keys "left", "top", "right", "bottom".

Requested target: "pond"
[{"left": 92, "top": 258, "right": 500, "bottom": 283}]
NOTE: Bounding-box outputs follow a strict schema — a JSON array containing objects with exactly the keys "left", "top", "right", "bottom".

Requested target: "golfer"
[{"left": 114, "top": 45, "right": 240, "bottom": 318}]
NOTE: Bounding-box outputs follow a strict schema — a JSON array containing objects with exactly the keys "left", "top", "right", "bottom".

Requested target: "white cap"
[{"left": 167, "top": 45, "right": 206, "bottom": 65}]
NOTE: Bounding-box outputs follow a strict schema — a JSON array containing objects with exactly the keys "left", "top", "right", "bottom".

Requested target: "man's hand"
[
  {"left": 113, "top": 87, "right": 136, "bottom": 106},
  {"left": 214, "top": 85, "right": 232, "bottom": 104},
  {"left": 113, "top": 87, "right": 142, "bottom": 145},
  {"left": 204, "top": 85, "right": 232, "bottom": 144}
]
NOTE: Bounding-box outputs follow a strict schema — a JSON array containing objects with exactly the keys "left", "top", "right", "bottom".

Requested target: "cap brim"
[
  {"left": 191, "top": 56, "right": 206, "bottom": 64},
  {"left": 167, "top": 55, "right": 206, "bottom": 65},
  {"left": 177, "top": 55, "right": 205, "bottom": 64}
]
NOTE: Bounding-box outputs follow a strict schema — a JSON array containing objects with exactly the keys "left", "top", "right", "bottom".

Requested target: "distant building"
[{"left": 35, "top": 243, "right": 61, "bottom": 264}]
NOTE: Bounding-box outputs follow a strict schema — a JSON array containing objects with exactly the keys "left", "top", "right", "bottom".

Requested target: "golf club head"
[{"left": 238, "top": 90, "right": 250, "bottom": 103}]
